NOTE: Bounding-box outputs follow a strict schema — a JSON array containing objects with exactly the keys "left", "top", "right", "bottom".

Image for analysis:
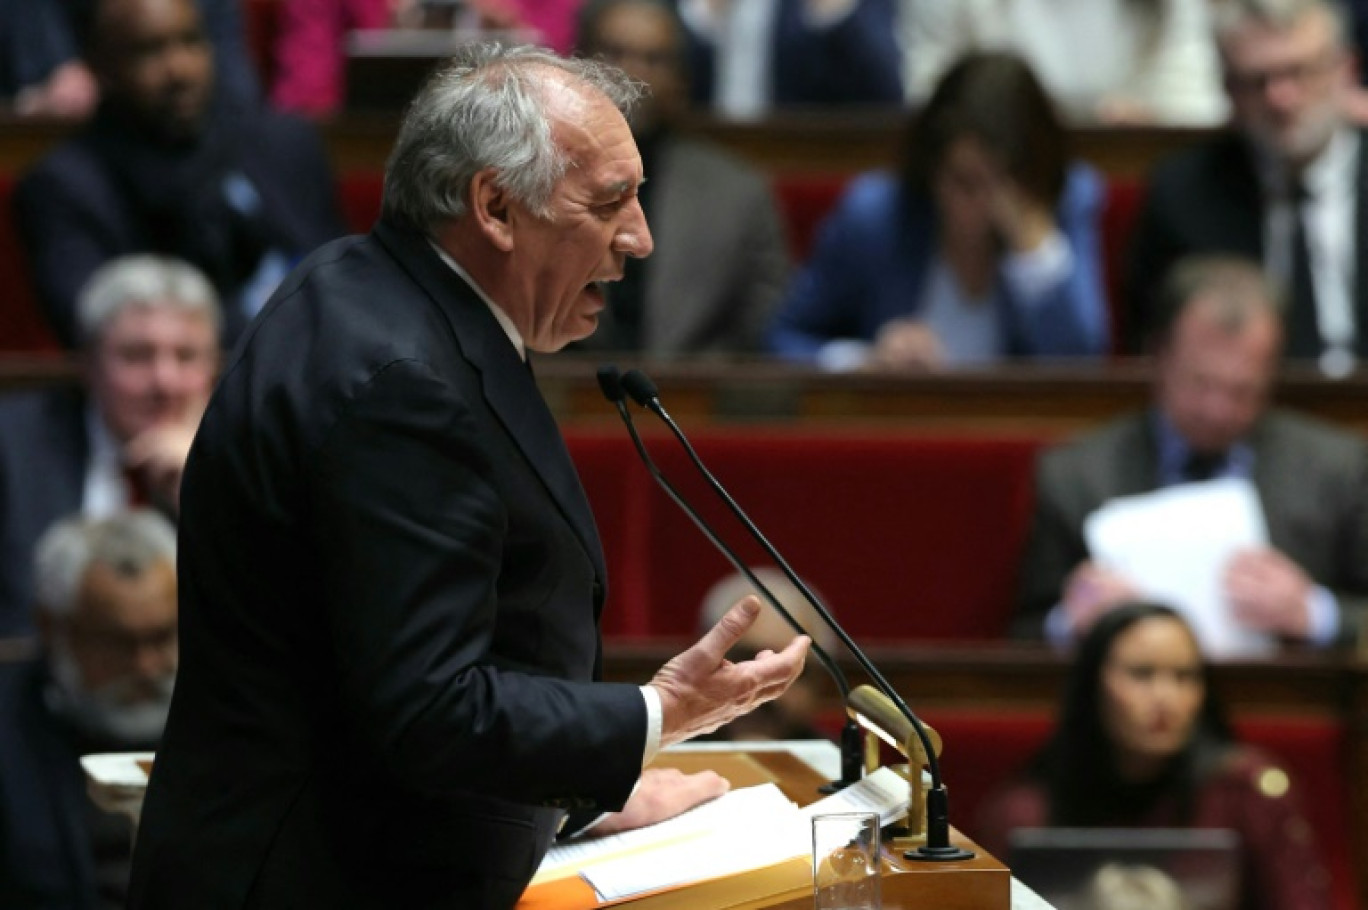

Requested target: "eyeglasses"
[{"left": 1225, "top": 52, "right": 1342, "bottom": 95}]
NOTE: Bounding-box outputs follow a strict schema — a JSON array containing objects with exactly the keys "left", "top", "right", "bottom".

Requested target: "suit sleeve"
[
  {"left": 1001, "top": 165, "right": 1110, "bottom": 358},
  {"left": 728, "top": 178, "right": 791, "bottom": 352},
  {"left": 309, "top": 358, "right": 646, "bottom": 811},
  {"left": 766, "top": 182, "right": 878, "bottom": 361},
  {"left": 12, "top": 158, "right": 123, "bottom": 348},
  {"left": 1012, "top": 450, "right": 1090, "bottom": 640}
]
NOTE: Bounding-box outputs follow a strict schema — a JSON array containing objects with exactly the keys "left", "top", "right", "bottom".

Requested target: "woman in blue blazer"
[{"left": 769, "top": 52, "right": 1109, "bottom": 370}]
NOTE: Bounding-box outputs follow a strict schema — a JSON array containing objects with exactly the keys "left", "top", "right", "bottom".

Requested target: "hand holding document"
[
  {"left": 534, "top": 766, "right": 911, "bottom": 904},
  {"left": 1084, "top": 478, "right": 1275, "bottom": 658}
]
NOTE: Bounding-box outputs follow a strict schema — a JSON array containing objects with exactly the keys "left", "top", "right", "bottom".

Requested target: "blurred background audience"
[
  {"left": 677, "top": 0, "right": 903, "bottom": 119},
  {"left": 902, "top": 0, "right": 1228, "bottom": 126},
  {"left": 572, "top": 0, "right": 790, "bottom": 356},
  {"left": 13, "top": 0, "right": 344, "bottom": 349},
  {"left": 0, "top": 509, "right": 178, "bottom": 910},
  {"left": 1126, "top": 0, "right": 1364, "bottom": 374},
  {"left": 978, "top": 602, "right": 1331, "bottom": 910},
  {"left": 768, "top": 52, "right": 1108, "bottom": 371},
  {"left": 1014, "top": 256, "right": 1368, "bottom": 649},
  {"left": 0, "top": 256, "right": 218, "bottom": 639},
  {"left": 1, "top": 0, "right": 259, "bottom": 120}
]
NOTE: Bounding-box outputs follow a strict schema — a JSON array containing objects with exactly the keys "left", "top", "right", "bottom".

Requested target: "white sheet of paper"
[
  {"left": 575, "top": 767, "right": 911, "bottom": 902},
  {"left": 1083, "top": 478, "right": 1275, "bottom": 658}
]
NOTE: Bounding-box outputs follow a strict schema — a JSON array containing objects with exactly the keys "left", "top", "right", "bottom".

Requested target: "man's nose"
[{"left": 616, "top": 199, "right": 654, "bottom": 259}]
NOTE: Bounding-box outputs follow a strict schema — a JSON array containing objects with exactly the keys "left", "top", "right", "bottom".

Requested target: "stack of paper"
[
  {"left": 1084, "top": 478, "right": 1274, "bottom": 657},
  {"left": 536, "top": 766, "right": 911, "bottom": 903}
]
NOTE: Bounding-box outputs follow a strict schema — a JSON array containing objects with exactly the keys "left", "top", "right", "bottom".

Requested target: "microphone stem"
[
  {"left": 650, "top": 400, "right": 945, "bottom": 793},
  {"left": 615, "top": 402, "right": 851, "bottom": 700}
]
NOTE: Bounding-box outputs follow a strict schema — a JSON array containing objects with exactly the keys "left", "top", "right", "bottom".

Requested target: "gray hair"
[
  {"left": 77, "top": 255, "right": 222, "bottom": 349},
  {"left": 382, "top": 42, "right": 643, "bottom": 232},
  {"left": 1212, "top": 0, "right": 1348, "bottom": 49},
  {"left": 34, "top": 509, "right": 178, "bottom": 618},
  {"left": 1150, "top": 255, "right": 1285, "bottom": 349}
]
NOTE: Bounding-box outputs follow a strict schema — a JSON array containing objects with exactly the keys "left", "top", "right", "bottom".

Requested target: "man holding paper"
[{"left": 1014, "top": 256, "right": 1368, "bottom": 649}]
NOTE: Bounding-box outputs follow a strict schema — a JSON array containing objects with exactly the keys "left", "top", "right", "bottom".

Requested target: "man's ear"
[{"left": 469, "top": 168, "right": 516, "bottom": 253}]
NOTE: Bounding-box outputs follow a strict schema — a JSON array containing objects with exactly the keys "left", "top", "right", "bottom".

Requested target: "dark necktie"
[
  {"left": 1286, "top": 180, "right": 1323, "bottom": 359},
  {"left": 1182, "top": 450, "right": 1226, "bottom": 483}
]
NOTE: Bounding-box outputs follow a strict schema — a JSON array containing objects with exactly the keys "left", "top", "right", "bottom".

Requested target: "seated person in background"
[
  {"left": 1013, "top": 256, "right": 1368, "bottom": 648},
  {"left": 768, "top": 52, "right": 1108, "bottom": 371},
  {"left": 977, "top": 602, "right": 1331, "bottom": 910},
  {"left": 572, "top": 0, "right": 790, "bottom": 355},
  {"left": 676, "top": 0, "right": 903, "bottom": 120},
  {"left": 270, "top": 0, "right": 582, "bottom": 116},
  {"left": 901, "top": 0, "right": 1226, "bottom": 126},
  {"left": 0, "top": 0, "right": 256, "bottom": 120},
  {"left": 0, "top": 255, "right": 219, "bottom": 639},
  {"left": 0, "top": 0, "right": 98, "bottom": 119},
  {"left": 14, "top": 0, "right": 344, "bottom": 349},
  {"left": 1086, "top": 863, "right": 1191, "bottom": 910},
  {"left": 0, "top": 509, "right": 179, "bottom": 910},
  {"left": 697, "top": 568, "right": 836, "bottom": 741},
  {"left": 1126, "top": 0, "right": 1364, "bottom": 372}
]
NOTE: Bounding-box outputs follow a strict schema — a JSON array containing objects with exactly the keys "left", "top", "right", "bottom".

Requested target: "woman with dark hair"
[
  {"left": 977, "top": 602, "right": 1331, "bottom": 910},
  {"left": 767, "top": 51, "right": 1108, "bottom": 370}
]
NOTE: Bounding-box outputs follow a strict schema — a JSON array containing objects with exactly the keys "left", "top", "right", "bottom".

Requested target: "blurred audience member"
[
  {"left": 272, "top": 0, "right": 585, "bottom": 116},
  {"left": 768, "top": 52, "right": 1108, "bottom": 371},
  {"left": 1014, "top": 256, "right": 1368, "bottom": 648},
  {"left": 902, "top": 0, "right": 1226, "bottom": 126},
  {"left": 14, "top": 0, "right": 344, "bottom": 349},
  {"left": 0, "top": 509, "right": 178, "bottom": 910},
  {"left": 677, "top": 0, "right": 903, "bottom": 119},
  {"left": 1086, "top": 863, "right": 1191, "bottom": 910},
  {"left": 0, "top": 0, "right": 98, "bottom": 119},
  {"left": 573, "top": 0, "right": 789, "bottom": 355},
  {"left": 269, "top": 0, "right": 392, "bottom": 116},
  {"left": 697, "top": 569, "right": 836, "bottom": 741},
  {"left": 0, "top": 0, "right": 258, "bottom": 121},
  {"left": 0, "top": 256, "right": 219, "bottom": 638},
  {"left": 1126, "top": 0, "right": 1363, "bottom": 373},
  {"left": 978, "top": 603, "right": 1331, "bottom": 910}
]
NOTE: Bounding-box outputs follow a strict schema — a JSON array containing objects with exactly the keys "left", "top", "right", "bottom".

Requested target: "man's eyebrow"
[{"left": 596, "top": 177, "right": 647, "bottom": 199}]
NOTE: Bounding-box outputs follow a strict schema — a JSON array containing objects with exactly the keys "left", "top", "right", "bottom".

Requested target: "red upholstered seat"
[{"left": 567, "top": 429, "right": 1046, "bottom": 641}]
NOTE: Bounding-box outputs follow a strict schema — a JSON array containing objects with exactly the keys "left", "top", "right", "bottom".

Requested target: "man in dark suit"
[
  {"left": 574, "top": 0, "right": 790, "bottom": 355},
  {"left": 12, "top": 0, "right": 343, "bottom": 349},
  {"left": 1015, "top": 256, "right": 1368, "bottom": 648},
  {"left": 127, "top": 44, "right": 809, "bottom": 909},
  {"left": 0, "top": 509, "right": 178, "bottom": 909},
  {"left": 0, "top": 255, "right": 219, "bottom": 640},
  {"left": 1125, "top": 0, "right": 1365, "bottom": 373},
  {"left": 677, "top": 0, "right": 903, "bottom": 117}
]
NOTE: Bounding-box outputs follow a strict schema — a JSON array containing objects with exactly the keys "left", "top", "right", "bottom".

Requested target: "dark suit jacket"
[
  {"left": 0, "top": 659, "right": 145, "bottom": 910},
  {"left": 685, "top": 0, "right": 903, "bottom": 108},
  {"left": 1013, "top": 410, "right": 1368, "bottom": 646},
  {"left": 576, "top": 133, "right": 789, "bottom": 355},
  {"left": 12, "top": 101, "right": 344, "bottom": 348},
  {"left": 1124, "top": 129, "right": 1368, "bottom": 357},
  {"left": 0, "top": 390, "right": 87, "bottom": 638},
  {"left": 127, "top": 221, "right": 648, "bottom": 910}
]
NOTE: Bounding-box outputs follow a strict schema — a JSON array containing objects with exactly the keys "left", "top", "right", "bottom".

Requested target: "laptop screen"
[{"left": 1007, "top": 827, "right": 1241, "bottom": 910}]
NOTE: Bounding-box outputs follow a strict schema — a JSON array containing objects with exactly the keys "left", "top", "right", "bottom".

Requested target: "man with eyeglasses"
[
  {"left": 0, "top": 509, "right": 179, "bottom": 909},
  {"left": 1126, "top": 0, "right": 1363, "bottom": 375}
]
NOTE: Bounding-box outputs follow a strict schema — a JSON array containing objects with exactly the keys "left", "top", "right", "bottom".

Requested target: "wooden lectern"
[{"left": 518, "top": 743, "right": 1011, "bottom": 910}]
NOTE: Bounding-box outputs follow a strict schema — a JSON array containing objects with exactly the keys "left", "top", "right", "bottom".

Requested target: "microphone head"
[
  {"left": 620, "top": 369, "right": 659, "bottom": 407},
  {"left": 596, "top": 364, "right": 626, "bottom": 403}
]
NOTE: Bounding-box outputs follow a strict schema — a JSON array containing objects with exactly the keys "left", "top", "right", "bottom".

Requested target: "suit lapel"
[{"left": 372, "top": 221, "right": 607, "bottom": 584}]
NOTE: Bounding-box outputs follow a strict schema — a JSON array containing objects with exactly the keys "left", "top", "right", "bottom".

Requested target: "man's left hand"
[
  {"left": 1225, "top": 547, "right": 1313, "bottom": 640},
  {"left": 590, "top": 767, "right": 730, "bottom": 836}
]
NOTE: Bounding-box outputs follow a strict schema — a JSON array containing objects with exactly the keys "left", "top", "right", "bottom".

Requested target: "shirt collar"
[
  {"left": 428, "top": 240, "right": 527, "bottom": 361},
  {"left": 1151, "top": 409, "right": 1256, "bottom": 486},
  {"left": 1254, "top": 126, "right": 1359, "bottom": 198}
]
